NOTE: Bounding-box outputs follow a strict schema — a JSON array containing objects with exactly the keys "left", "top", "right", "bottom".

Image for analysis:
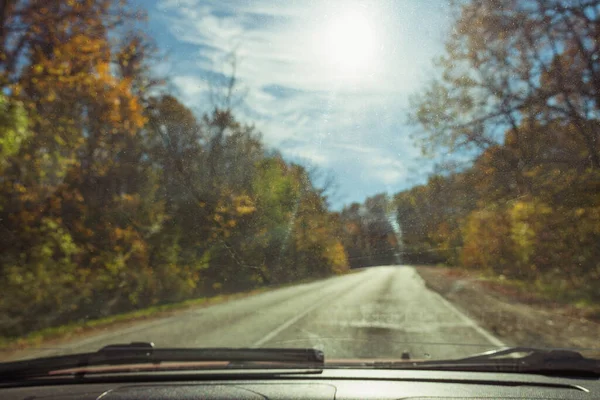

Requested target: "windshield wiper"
[
  {"left": 374, "top": 347, "right": 600, "bottom": 376},
  {"left": 0, "top": 342, "right": 324, "bottom": 381}
]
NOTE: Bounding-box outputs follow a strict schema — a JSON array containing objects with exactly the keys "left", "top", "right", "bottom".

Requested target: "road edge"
[{"left": 412, "top": 267, "right": 505, "bottom": 348}]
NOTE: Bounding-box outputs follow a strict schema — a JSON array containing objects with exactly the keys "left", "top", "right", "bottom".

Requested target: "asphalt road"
[{"left": 13, "top": 266, "right": 504, "bottom": 361}]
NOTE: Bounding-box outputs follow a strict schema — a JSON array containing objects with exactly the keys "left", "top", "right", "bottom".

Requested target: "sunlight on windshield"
[
  {"left": 320, "top": 9, "right": 378, "bottom": 78},
  {"left": 0, "top": 0, "right": 599, "bottom": 367}
]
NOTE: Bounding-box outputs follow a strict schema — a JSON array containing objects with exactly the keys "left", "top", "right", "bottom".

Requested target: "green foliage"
[
  {"left": 339, "top": 194, "right": 400, "bottom": 268},
  {"left": 403, "top": 0, "right": 600, "bottom": 304},
  {"left": 0, "top": 0, "right": 350, "bottom": 340},
  {"left": 0, "top": 95, "right": 28, "bottom": 167}
]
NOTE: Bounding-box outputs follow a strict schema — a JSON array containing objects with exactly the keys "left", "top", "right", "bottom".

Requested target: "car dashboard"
[{"left": 1, "top": 369, "right": 598, "bottom": 399}]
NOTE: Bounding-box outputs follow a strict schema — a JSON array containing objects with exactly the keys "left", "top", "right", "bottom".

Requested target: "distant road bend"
[{"left": 18, "top": 266, "right": 504, "bottom": 361}]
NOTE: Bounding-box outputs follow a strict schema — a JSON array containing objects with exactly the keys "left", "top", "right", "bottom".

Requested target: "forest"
[
  {"left": 393, "top": 0, "right": 600, "bottom": 304},
  {"left": 1, "top": 0, "right": 599, "bottom": 341},
  {"left": 0, "top": 0, "right": 354, "bottom": 339}
]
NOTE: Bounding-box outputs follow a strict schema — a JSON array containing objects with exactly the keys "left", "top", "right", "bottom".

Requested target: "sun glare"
[{"left": 321, "top": 10, "right": 378, "bottom": 78}]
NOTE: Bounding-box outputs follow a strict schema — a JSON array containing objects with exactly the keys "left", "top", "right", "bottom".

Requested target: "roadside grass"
[
  {"left": 425, "top": 265, "right": 600, "bottom": 321},
  {"left": 0, "top": 289, "right": 265, "bottom": 352},
  {"left": 0, "top": 272, "right": 357, "bottom": 353}
]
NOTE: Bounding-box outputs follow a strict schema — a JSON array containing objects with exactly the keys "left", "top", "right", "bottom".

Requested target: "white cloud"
[
  {"left": 283, "top": 146, "right": 329, "bottom": 166},
  {"left": 171, "top": 76, "right": 208, "bottom": 102},
  {"left": 152, "top": 0, "right": 449, "bottom": 205},
  {"left": 365, "top": 156, "right": 408, "bottom": 185},
  {"left": 158, "top": 0, "right": 440, "bottom": 93}
]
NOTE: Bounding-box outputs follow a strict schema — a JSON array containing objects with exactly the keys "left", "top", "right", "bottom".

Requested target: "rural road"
[{"left": 12, "top": 266, "right": 504, "bottom": 361}]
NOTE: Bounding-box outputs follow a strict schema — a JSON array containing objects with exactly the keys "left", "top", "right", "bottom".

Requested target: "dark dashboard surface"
[{"left": 1, "top": 369, "right": 598, "bottom": 399}]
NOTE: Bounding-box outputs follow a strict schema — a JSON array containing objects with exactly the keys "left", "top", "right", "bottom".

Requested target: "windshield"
[{"left": 1, "top": 0, "right": 599, "bottom": 367}]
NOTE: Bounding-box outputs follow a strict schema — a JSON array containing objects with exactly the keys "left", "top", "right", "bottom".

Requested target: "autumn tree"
[
  {"left": 403, "top": 0, "right": 600, "bottom": 301},
  {"left": 410, "top": 0, "right": 600, "bottom": 170},
  {"left": 0, "top": 0, "right": 352, "bottom": 340},
  {"left": 339, "top": 194, "right": 399, "bottom": 268}
]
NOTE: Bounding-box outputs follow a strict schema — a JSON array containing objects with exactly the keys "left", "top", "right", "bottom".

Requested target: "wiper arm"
[
  {"left": 453, "top": 346, "right": 585, "bottom": 362},
  {"left": 456, "top": 346, "right": 600, "bottom": 374},
  {"left": 379, "top": 347, "right": 600, "bottom": 376},
  {"left": 0, "top": 342, "right": 325, "bottom": 381}
]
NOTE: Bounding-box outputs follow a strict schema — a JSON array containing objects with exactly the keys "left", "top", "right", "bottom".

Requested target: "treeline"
[
  {"left": 0, "top": 0, "right": 348, "bottom": 338},
  {"left": 396, "top": 0, "right": 600, "bottom": 302},
  {"left": 339, "top": 194, "right": 400, "bottom": 268}
]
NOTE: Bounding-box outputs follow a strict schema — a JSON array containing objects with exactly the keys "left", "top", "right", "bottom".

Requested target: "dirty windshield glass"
[{"left": 1, "top": 0, "right": 599, "bottom": 364}]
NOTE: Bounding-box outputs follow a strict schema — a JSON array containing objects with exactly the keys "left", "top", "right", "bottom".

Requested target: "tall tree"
[{"left": 410, "top": 0, "right": 600, "bottom": 169}]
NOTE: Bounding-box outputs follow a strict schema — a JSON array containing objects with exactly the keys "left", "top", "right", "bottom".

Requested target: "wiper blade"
[
  {"left": 0, "top": 342, "right": 324, "bottom": 381},
  {"left": 377, "top": 347, "right": 600, "bottom": 376},
  {"left": 454, "top": 346, "right": 586, "bottom": 362}
]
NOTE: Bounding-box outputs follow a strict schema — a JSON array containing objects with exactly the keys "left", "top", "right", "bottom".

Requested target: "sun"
[{"left": 321, "top": 10, "right": 378, "bottom": 78}]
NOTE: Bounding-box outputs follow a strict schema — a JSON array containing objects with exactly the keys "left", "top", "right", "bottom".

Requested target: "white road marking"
[
  {"left": 254, "top": 266, "right": 505, "bottom": 349},
  {"left": 409, "top": 266, "right": 505, "bottom": 347},
  {"left": 251, "top": 273, "right": 369, "bottom": 348},
  {"left": 430, "top": 286, "right": 505, "bottom": 347},
  {"left": 251, "top": 295, "right": 331, "bottom": 348}
]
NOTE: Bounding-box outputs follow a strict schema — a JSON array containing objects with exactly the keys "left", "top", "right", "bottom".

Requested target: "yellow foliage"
[
  {"left": 325, "top": 241, "right": 349, "bottom": 275},
  {"left": 234, "top": 195, "right": 256, "bottom": 216},
  {"left": 508, "top": 200, "right": 552, "bottom": 268}
]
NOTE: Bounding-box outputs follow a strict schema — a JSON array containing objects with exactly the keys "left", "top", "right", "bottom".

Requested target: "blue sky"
[{"left": 133, "top": 0, "right": 453, "bottom": 208}]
